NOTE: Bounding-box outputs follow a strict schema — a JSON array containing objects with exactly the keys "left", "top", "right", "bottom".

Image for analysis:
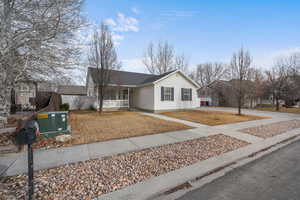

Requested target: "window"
[
  {"left": 181, "top": 88, "right": 192, "bottom": 101},
  {"left": 122, "top": 89, "right": 128, "bottom": 100},
  {"left": 161, "top": 87, "right": 174, "bottom": 101},
  {"left": 21, "top": 85, "right": 28, "bottom": 91}
]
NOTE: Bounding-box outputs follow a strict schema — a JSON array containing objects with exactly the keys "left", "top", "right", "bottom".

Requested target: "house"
[
  {"left": 13, "top": 81, "right": 37, "bottom": 111},
  {"left": 198, "top": 80, "right": 265, "bottom": 108},
  {"left": 12, "top": 80, "right": 60, "bottom": 111},
  {"left": 12, "top": 79, "right": 88, "bottom": 111},
  {"left": 86, "top": 68, "right": 200, "bottom": 112},
  {"left": 198, "top": 80, "right": 231, "bottom": 107}
]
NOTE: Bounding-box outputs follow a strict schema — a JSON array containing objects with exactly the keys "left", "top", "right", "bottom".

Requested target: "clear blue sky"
[{"left": 83, "top": 0, "right": 300, "bottom": 73}]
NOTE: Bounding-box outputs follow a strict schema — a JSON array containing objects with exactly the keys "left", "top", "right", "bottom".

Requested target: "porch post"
[{"left": 128, "top": 88, "right": 130, "bottom": 108}]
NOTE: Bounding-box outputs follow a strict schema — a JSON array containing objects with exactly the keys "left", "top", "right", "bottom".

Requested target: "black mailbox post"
[{"left": 16, "top": 120, "right": 39, "bottom": 200}]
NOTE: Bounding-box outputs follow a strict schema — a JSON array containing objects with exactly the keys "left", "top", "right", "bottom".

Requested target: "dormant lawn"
[
  {"left": 161, "top": 110, "right": 266, "bottom": 126},
  {"left": 33, "top": 111, "right": 192, "bottom": 149}
]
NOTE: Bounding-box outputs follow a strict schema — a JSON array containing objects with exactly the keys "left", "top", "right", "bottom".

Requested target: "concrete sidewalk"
[
  {"left": 1, "top": 108, "right": 299, "bottom": 177},
  {"left": 0, "top": 124, "right": 266, "bottom": 176},
  {"left": 0, "top": 128, "right": 206, "bottom": 176}
]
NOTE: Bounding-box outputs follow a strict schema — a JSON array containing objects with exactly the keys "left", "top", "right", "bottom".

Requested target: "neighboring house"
[
  {"left": 13, "top": 81, "right": 37, "bottom": 110},
  {"left": 12, "top": 81, "right": 87, "bottom": 111},
  {"left": 58, "top": 85, "right": 88, "bottom": 110},
  {"left": 198, "top": 80, "right": 266, "bottom": 108},
  {"left": 198, "top": 80, "right": 230, "bottom": 107},
  {"left": 86, "top": 68, "right": 200, "bottom": 112}
]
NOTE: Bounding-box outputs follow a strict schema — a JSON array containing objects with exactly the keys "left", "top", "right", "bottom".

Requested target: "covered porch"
[{"left": 101, "top": 86, "right": 133, "bottom": 109}]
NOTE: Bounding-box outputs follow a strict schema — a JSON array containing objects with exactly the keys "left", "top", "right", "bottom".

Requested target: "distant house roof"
[
  {"left": 57, "top": 85, "right": 86, "bottom": 95},
  {"left": 88, "top": 67, "right": 175, "bottom": 86}
]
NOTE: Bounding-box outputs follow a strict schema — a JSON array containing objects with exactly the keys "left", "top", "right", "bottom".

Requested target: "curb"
[{"left": 95, "top": 130, "right": 300, "bottom": 200}]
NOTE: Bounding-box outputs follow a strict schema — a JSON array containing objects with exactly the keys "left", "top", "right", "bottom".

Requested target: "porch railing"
[{"left": 103, "top": 100, "right": 129, "bottom": 108}]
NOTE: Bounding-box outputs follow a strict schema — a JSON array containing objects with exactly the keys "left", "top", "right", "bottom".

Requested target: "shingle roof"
[
  {"left": 57, "top": 85, "right": 86, "bottom": 95},
  {"left": 88, "top": 67, "right": 175, "bottom": 86}
]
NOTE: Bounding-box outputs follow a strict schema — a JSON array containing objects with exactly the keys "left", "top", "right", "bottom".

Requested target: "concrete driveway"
[{"left": 197, "top": 106, "right": 300, "bottom": 119}]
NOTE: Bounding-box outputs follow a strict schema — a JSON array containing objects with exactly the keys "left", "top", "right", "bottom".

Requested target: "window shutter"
[
  {"left": 161, "top": 87, "right": 164, "bottom": 101},
  {"left": 171, "top": 88, "right": 174, "bottom": 101},
  {"left": 181, "top": 88, "right": 184, "bottom": 101},
  {"left": 190, "top": 89, "right": 192, "bottom": 101}
]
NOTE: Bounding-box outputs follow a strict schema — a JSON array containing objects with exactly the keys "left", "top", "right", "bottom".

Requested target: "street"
[{"left": 176, "top": 139, "right": 300, "bottom": 200}]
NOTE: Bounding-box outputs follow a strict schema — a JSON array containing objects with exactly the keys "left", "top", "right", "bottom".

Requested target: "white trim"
[
  {"left": 153, "top": 70, "right": 200, "bottom": 88},
  {"left": 106, "top": 84, "right": 137, "bottom": 88}
]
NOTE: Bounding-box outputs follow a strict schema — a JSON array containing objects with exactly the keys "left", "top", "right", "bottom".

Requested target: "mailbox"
[
  {"left": 15, "top": 120, "right": 39, "bottom": 200},
  {"left": 16, "top": 120, "right": 39, "bottom": 145}
]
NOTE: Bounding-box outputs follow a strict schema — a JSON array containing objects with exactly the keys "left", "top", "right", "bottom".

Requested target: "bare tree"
[
  {"left": 284, "top": 52, "right": 300, "bottom": 102},
  {"left": 245, "top": 68, "right": 267, "bottom": 108},
  {"left": 143, "top": 41, "right": 175, "bottom": 74},
  {"left": 88, "top": 23, "right": 121, "bottom": 113},
  {"left": 193, "top": 62, "right": 227, "bottom": 87},
  {"left": 265, "top": 62, "right": 289, "bottom": 111},
  {"left": 0, "top": 0, "right": 85, "bottom": 115},
  {"left": 228, "top": 48, "right": 252, "bottom": 115},
  {"left": 143, "top": 42, "right": 156, "bottom": 74},
  {"left": 285, "top": 52, "right": 300, "bottom": 75},
  {"left": 174, "top": 54, "right": 189, "bottom": 74}
]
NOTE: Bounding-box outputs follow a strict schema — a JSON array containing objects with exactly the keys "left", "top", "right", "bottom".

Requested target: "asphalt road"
[{"left": 176, "top": 140, "right": 300, "bottom": 200}]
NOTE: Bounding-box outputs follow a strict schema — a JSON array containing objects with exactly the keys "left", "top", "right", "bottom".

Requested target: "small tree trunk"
[
  {"left": 34, "top": 82, "right": 38, "bottom": 111},
  {"left": 99, "top": 96, "right": 103, "bottom": 113},
  {"left": 276, "top": 97, "right": 280, "bottom": 111},
  {"left": 237, "top": 92, "right": 242, "bottom": 115},
  {"left": 98, "top": 85, "right": 104, "bottom": 113}
]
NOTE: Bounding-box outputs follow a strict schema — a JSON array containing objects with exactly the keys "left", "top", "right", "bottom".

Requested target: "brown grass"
[
  {"left": 256, "top": 107, "right": 300, "bottom": 114},
  {"left": 161, "top": 110, "right": 266, "bottom": 126},
  {"left": 68, "top": 111, "right": 192, "bottom": 145}
]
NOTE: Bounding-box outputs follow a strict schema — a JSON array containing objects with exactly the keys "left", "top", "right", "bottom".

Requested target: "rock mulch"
[
  {"left": 32, "top": 137, "right": 68, "bottom": 150},
  {"left": 240, "top": 119, "right": 300, "bottom": 139},
  {"left": 0, "top": 132, "right": 15, "bottom": 146},
  {"left": 0, "top": 134, "right": 248, "bottom": 200}
]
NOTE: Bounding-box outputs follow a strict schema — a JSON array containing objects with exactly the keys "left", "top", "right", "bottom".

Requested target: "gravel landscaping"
[
  {"left": 0, "top": 132, "right": 15, "bottom": 147},
  {"left": 240, "top": 119, "right": 300, "bottom": 138},
  {"left": 0, "top": 134, "right": 248, "bottom": 200}
]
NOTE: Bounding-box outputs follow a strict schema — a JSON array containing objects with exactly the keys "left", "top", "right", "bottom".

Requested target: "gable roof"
[
  {"left": 57, "top": 85, "right": 86, "bottom": 95},
  {"left": 88, "top": 67, "right": 175, "bottom": 86},
  {"left": 152, "top": 70, "right": 201, "bottom": 88}
]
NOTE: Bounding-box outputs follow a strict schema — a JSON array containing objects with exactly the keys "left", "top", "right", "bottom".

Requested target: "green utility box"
[{"left": 37, "top": 111, "right": 69, "bottom": 137}]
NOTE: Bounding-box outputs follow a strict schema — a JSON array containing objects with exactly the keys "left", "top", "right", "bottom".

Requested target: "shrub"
[
  {"left": 89, "top": 104, "right": 96, "bottom": 111},
  {"left": 60, "top": 103, "right": 69, "bottom": 111}
]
